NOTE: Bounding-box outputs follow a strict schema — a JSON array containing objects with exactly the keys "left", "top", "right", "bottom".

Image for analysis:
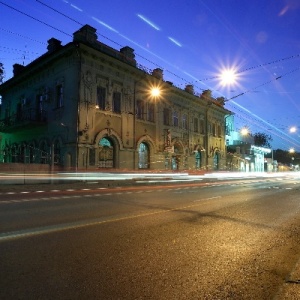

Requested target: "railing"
[{"left": 0, "top": 108, "right": 47, "bottom": 132}]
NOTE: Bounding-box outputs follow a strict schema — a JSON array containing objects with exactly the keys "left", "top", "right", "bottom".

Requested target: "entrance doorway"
[
  {"left": 98, "top": 137, "right": 114, "bottom": 168},
  {"left": 213, "top": 151, "right": 220, "bottom": 170},
  {"left": 138, "top": 142, "right": 150, "bottom": 169}
]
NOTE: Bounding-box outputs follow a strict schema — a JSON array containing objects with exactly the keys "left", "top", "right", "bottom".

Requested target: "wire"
[
  {"left": 35, "top": 0, "right": 83, "bottom": 27},
  {"left": 2, "top": 0, "right": 300, "bottom": 149},
  {"left": 0, "top": 27, "right": 47, "bottom": 45},
  {"left": 226, "top": 67, "right": 300, "bottom": 101},
  {"left": 0, "top": 1, "right": 72, "bottom": 37}
]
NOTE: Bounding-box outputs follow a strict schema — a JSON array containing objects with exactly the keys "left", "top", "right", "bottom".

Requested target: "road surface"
[{"left": 1, "top": 174, "right": 300, "bottom": 299}]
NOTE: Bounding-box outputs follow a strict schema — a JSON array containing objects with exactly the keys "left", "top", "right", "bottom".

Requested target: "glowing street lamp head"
[
  {"left": 289, "top": 147, "right": 295, "bottom": 153},
  {"left": 241, "top": 127, "right": 249, "bottom": 136},
  {"left": 290, "top": 126, "right": 297, "bottom": 133},
  {"left": 219, "top": 68, "right": 238, "bottom": 86},
  {"left": 151, "top": 87, "right": 160, "bottom": 97}
]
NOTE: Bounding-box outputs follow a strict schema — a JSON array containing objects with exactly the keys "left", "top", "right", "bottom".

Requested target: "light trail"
[
  {"left": 137, "top": 14, "right": 160, "bottom": 30},
  {"left": 91, "top": 17, "right": 119, "bottom": 33},
  {"left": 168, "top": 37, "right": 182, "bottom": 47}
]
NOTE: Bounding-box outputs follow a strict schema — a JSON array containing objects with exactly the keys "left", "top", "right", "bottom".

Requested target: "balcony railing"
[{"left": 0, "top": 108, "right": 47, "bottom": 133}]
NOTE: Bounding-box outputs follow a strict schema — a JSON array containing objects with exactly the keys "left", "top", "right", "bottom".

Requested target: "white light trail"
[
  {"left": 168, "top": 37, "right": 182, "bottom": 47},
  {"left": 70, "top": 4, "right": 82, "bottom": 12},
  {"left": 137, "top": 14, "right": 160, "bottom": 30},
  {"left": 91, "top": 17, "right": 119, "bottom": 33}
]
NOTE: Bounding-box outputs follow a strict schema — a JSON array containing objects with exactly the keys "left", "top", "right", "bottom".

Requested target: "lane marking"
[
  {"left": 0, "top": 195, "right": 223, "bottom": 242},
  {"left": 194, "top": 196, "right": 221, "bottom": 202}
]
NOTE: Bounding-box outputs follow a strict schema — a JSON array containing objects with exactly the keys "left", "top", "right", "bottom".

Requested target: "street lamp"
[
  {"left": 150, "top": 87, "right": 161, "bottom": 98},
  {"left": 133, "top": 80, "right": 161, "bottom": 169},
  {"left": 240, "top": 127, "right": 249, "bottom": 136},
  {"left": 289, "top": 147, "right": 295, "bottom": 154}
]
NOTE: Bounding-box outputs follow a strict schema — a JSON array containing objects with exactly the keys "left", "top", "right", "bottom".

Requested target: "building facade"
[
  {"left": 0, "top": 25, "right": 231, "bottom": 172},
  {"left": 225, "top": 122, "right": 272, "bottom": 172}
]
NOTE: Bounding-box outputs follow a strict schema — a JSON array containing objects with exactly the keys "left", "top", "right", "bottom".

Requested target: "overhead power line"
[
  {"left": 227, "top": 67, "right": 300, "bottom": 101},
  {"left": 0, "top": 1, "right": 72, "bottom": 37}
]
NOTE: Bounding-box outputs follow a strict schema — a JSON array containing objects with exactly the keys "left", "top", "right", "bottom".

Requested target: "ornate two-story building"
[{"left": 0, "top": 25, "right": 231, "bottom": 172}]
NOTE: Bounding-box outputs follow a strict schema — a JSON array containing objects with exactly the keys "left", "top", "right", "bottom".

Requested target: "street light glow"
[
  {"left": 151, "top": 87, "right": 160, "bottom": 97},
  {"left": 290, "top": 126, "right": 297, "bottom": 133},
  {"left": 289, "top": 147, "right": 295, "bottom": 153},
  {"left": 219, "top": 68, "right": 238, "bottom": 86},
  {"left": 241, "top": 127, "right": 249, "bottom": 136}
]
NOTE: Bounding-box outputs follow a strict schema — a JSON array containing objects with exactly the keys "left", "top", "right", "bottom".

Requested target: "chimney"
[
  {"left": 73, "top": 25, "right": 97, "bottom": 44},
  {"left": 152, "top": 68, "right": 163, "bottom": 80},
  {"left": 185, "top": 84, "right": 194, "bottom": 94},
  {"left": 47, "top": 38, "right": 62, "bottom": 53},
  {"left": 201, "top": 89, "right": 212, "bottom": 100},
  {"left": 13, "top": 64, "right": 25, "bottom": 77},
  {"left": 120, "top": 46, "right": 136, "bottom": 66}
]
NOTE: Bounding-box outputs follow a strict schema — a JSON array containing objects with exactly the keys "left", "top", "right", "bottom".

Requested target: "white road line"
[
  {"left": 194, "top": 196, "right": 221, "bottom": 202},
  {"left": 0, "top": 197, "right": 225, "bottom": 242}
]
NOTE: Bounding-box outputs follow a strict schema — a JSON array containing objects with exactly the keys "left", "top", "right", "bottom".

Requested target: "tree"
[
  {"left": 0, "top": 62, "right": 4, "bottom": 84},
  {"left": 253, "top": 132, "right": 272, "bottom": 148}
]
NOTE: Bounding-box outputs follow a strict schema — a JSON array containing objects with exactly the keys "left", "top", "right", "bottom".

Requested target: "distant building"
[
  {"left": 225, "top": 120, "right": 271, "bottom": 172},
  {"left": 0, "top": 25, "right": 231, "bottom": 172}
]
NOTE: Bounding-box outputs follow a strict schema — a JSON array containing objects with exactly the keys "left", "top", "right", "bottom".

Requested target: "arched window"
[{"left": 138, "top": 142, "right": 150, "bottom": 169}]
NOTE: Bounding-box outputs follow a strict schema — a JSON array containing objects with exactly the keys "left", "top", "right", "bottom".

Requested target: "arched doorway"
[
  {"left": 98, "top": 137, "right": 114, "bottom": 168},
  {"left": 138, "top": 142, "right": 150, "bottom": 169},
  {"left": 213, "top": 150, "right": 220, "bottom": 170}
]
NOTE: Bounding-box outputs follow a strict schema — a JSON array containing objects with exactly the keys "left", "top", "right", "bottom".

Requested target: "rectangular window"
[
  {"left": 112, "top": 92, "right": 121, "bottom": 113},
  {"left": 163, "top": 108, "right": 170, "bottom": 125},
  {"left": 217, "top": 125, "right": 222, "bottom": 137},
  {"left": 147, "top": 102, "right": 154, "bottom": 122},
  {"left": 56, "top": 84, "right": 63, "bottom": 108},
  {"left": 97, "top": 87, "right": 106, "bottom": 110},
  {"left": 200, "top": 119, "right": 205, "bottom": 134},
  {"left": 194, "top": 117, "right": 198, "bottom": 132},
  {"left": 173, "top": 111, "right": 179, "bottom": 127},
  {"left": 136, "top": 100, "right": 144, "bottom": 119},
  {"left": 36, "top": 94, "right": 43, "bottom": 121},
  {"left": 212, "top": 123, "right": 216, "bottom": 136},
  {"left": 208, "top": 123, "right": 212, "bottom": 134},
  {"left": 182, "top": 114, "right": 187, "bottom": 130}
]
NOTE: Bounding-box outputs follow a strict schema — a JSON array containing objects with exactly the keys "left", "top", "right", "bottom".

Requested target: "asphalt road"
[{"left": 1, "top": 176, "right": 300, "bottom": 299}]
